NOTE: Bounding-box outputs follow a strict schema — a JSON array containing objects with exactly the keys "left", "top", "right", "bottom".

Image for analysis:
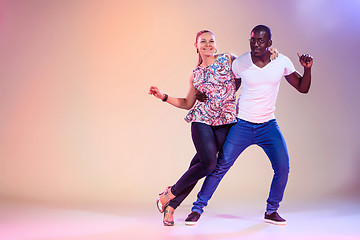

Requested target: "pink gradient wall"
[{"left": 0, "top": 0, "right": 359, "bottom": 205}]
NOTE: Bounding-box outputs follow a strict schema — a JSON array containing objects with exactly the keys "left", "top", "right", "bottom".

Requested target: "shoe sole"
[
  {"left": 163, "top": 221, "right": 174, "bottom": 226},
  {"left": 185, "top": 221, "right": 198, "bottom": 226},
  {"left": 264, "top": 219, "right": 287, "bottom": 225}
]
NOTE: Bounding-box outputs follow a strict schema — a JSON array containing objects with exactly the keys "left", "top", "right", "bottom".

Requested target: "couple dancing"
[{"left": 149, "top": 25, "right": 313, "bottom": 226}]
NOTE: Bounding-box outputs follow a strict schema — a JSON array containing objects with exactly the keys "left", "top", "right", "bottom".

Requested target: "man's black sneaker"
[
  {"left": 264, "top": 212, "right": 286, "bottom": 225},
  {"left": 185, "top": 211, "right": 201, "bottom": 226}
]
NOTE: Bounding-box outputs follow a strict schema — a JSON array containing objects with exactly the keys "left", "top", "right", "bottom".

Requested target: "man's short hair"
[{"left": 251, "top": 25, "right": 272, "bottom": 40}]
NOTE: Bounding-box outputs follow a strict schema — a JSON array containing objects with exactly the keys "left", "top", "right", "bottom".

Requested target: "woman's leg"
[
  {"left": 169, "top": 123, "right": 231, "bottom": 209},
  {"left": 167, "top": 154, "right": 199, "bottom": 209},
  {"left": 191, "top": 119, "right": 253, "bottom": 214}
]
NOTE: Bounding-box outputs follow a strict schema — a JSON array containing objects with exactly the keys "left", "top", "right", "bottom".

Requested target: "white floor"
[{"left": 0, "top": 198, "right": 359, "bottom": 240}]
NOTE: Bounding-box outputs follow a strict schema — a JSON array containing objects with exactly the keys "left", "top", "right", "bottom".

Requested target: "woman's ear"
[{"left": 194, "top": 42, "right": 198, "bottom": 53}]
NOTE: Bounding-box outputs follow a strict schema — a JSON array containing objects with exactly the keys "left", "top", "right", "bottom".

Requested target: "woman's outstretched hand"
[{"left": 149, "top": 86, "right": 164, "bottom": 100}]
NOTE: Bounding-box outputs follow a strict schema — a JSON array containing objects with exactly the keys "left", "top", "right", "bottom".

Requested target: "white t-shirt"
[{"left": 232, "top": 52, "right": 296, "bottom": 123}]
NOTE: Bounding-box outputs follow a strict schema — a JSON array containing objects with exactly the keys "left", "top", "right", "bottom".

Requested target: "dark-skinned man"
[{"left": 185, "top": 25, "right": 313, "bottom": 226}]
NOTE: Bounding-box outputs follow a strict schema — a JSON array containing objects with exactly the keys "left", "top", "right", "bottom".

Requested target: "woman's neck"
[{"left": 200, "top": 54, "right": 216, "bottom": 67}]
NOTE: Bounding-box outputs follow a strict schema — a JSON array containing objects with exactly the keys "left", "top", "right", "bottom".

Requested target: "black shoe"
[
  {"left": 185, "top": 211, "right": 201, "bottom": 226},
  {"left": 264, "top": 212, "right": 286, "bottom": 225}
]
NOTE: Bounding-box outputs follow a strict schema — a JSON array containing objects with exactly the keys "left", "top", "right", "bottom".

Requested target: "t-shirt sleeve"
[
  {"left": 232, "top": 58, "right": 241, "bottom": 78},
  {"left": 283, "top": 55, "right": 297, "bottom": 76}
]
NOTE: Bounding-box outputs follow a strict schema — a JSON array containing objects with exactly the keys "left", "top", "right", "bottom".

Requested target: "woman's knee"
[{"left": 200, "top": 160, "right": 217, "bottom": 176}]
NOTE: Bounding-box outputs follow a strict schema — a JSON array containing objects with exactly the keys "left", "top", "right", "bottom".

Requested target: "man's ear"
[{"left": 268, "top": 40, "right": 273, "bottom": 47}]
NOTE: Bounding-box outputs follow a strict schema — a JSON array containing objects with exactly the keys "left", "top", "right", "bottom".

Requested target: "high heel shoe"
[
  {"left": 156, "top": 186, "right": 172, "bottom": 213},
  {"left": 163, "top": 206, "right": 174, "bottom": 226}
]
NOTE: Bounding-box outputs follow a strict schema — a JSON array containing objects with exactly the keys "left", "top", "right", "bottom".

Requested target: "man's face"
[{"left": 250, "top": 30, "right": 272, "bottom": 57}]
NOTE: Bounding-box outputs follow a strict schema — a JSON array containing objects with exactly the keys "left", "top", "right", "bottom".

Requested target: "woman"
[{"left": 149, "top": 30, "right": 238, "bottom": 226}]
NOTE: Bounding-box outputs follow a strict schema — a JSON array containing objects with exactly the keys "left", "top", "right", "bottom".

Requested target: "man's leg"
[
  {"left": 191, "top": 119, "right": 253, "bottom": 214},
  {"left": 256, "top": 120, "right": 290, "bottom": 214}
]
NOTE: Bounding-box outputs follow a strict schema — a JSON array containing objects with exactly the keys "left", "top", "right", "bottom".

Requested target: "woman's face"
[{"left": 195, "top": 32, "right": 216, "bottom": 56}]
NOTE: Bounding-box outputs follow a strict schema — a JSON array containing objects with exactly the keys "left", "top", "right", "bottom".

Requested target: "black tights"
[{"left": 168, "top": 122, "right": 232, "bottom": 210}]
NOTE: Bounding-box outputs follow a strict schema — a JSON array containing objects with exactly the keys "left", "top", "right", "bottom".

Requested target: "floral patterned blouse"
[{"left": 185, "top": 53, "right": 237, "bottom": 126}]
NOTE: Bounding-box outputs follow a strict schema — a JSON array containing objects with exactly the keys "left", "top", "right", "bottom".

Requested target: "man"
[{"left": 185, "top": 25, "right": 313, "bottom": 225}]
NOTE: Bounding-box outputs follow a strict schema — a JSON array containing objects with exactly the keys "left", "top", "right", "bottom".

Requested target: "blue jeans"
[
  {"left": 168, "top": 122, "right": 233, "bottom": 210},
  {"left": 192, "top": 119, "right": 290, "bottom": 214}
]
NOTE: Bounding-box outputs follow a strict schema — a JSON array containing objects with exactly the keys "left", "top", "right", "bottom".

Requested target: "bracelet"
[{"left": 162, "top": 94, "right": 168, "bottom": 102}]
